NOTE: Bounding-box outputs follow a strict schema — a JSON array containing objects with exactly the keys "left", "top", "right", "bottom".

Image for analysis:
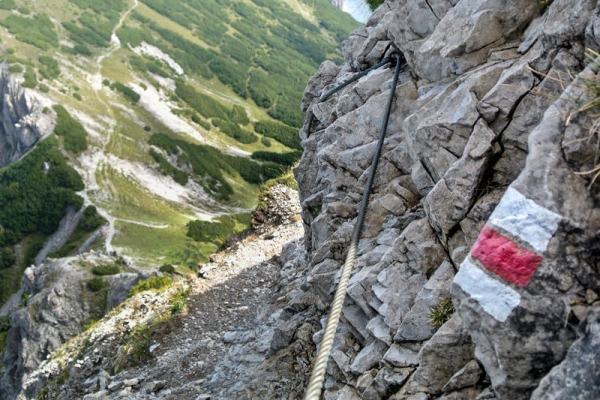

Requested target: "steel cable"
[
  {"left": 304, "top": 53, "right": 402, "bottom": 400},
  {"left": 305, "top": 56, "right": 393, "bottom": 138}
]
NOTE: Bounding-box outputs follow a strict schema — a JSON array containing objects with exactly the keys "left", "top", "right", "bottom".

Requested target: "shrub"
[
  {"left": 22, "top": 67, "right": 37, "bottom": 88},
  {"left": 92, "top": 264, "right": 120, "bottom": 276},
  {"left": 212, "top": 118, "right": 258, "bottom": 144},
  {"left": 254, "top": 120, "right": 301, "bottom": 150},
  {"left": 38, "top": 83, "right": 49, "bottom": 93},
  {"left": 1, "top": 13, "right": 58, "bottom": 50},
  {"left": 8, "top": 64, "right": 23, "bottom": 73},
  {"left": 366, "top": 0, "right": 384, "bottom": 11},
  {"left": 129, "top": 276, "right": 172, "bottom": 297},
  {"left": 73, "top": 92, "right": 82, "bottom": 101},
  {"left": 87, "top": 277, "right": 106, "bottom": 292},
  {"left": 159, "top": 264, "right": 175, "bottom": 274},
  {"left": 191, "top": 114, "right": 210, "bottom": 130},
  {"left": 73, "top": 44, "right": 92, "bottom": 56},
  {"left": 38, "top": 55, "right": 60, "bottom": 80},
  {"left": 0, "top": 0, "right": 16, "bottom": 10},
  {"left": 102, "top": 78, "right": 110, "bottom": 86},
  {"left": 251, "top": 150, "right": 302, "bottom": 166},
  {"left": 110, "top": 81, "right": 140, "bottom": 103},
  {"left": 144, "top": 125, "right": 151, "bottom": 131},
  {"left": 53, "top": 104, "right": 88, "bottom": 153},
  {"left": 261, "top": 137, "right": 272, "bottom": 147}
]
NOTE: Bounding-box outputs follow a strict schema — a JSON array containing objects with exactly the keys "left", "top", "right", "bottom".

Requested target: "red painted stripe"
[{"left": 471, "top": 225, "right": 543, "bottom": 287}]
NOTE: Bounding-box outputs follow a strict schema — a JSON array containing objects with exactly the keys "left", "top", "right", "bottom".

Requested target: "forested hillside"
[{"left": 0, "top": 0, "right": 359, "bottom": 306}]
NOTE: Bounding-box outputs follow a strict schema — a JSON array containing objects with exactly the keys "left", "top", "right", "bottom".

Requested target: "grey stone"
[
  {"left": 406, "top": 314, "right": 474, "bottom": 394},
  {"left": 82, "top": 390, "right": 110, "bottom": 399},
  {"left": 152, "top": 380, "right": 167, "bottom": 393},
  {"left": 349, "top": 340, "right": 388, "bottom": 375},
  {"left": 424, "top": 117, "right": 497, "bottom": 242},
  {"left": 0, "top": 70, "right": 55, "bottom": 168},
  {"left": 530, "top": 306, "right": 600, "bottom": 399},
  {"left": 222, "top": 330, "right": 256, "bottom": 344},
  {"left": 395, "top": 261, "right": 456, "bottom": 342},
  {"left": 107, "top": 380, "right": 124, "bottom": 392},
  {"left": 384, "top": 344, "right": 420, "bottom": 368},
  {"left": 442, "top": 360, "right": 483, "bottom": 392}
]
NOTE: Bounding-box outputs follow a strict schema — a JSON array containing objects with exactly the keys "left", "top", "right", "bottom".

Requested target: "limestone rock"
[
  {"left": 530, "top": 306, "right": 600, "bottom": 399},
  {"left": 0, "top": 67, "right": 55, "bottom": 168}
]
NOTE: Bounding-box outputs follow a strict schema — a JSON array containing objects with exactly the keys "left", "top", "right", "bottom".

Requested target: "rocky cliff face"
[
  {"left": 0, "top": 254, "right": 144, "bottom": 400},
  {"left": 0, "top": 65, "right": 55, "bottom": 168},
  {"left": 207, "top": 0, "right": 600, "bottom": 398}
]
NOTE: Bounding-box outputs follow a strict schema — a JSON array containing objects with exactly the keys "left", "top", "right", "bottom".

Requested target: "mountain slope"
[{"left": 0, "top": 0, "right": 359, "bottom": 307}]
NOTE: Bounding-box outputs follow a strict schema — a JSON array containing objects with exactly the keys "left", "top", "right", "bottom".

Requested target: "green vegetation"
[
  {"left": 430, "top": 298, "right": 455, "bottom": 329},
  {"left": 261, "top": 137, "right": 272, "bottom": 147},
  {"left": 22, "top": 67, "right": 37, "bottom": 88},
  {"left": 38, "top": 56, "right": 60, "bottom": 80},
  {"left": 186, "top": 215, "right": 242, "bottom": 246},
  {"left": 129, "top": 275, "right": 172, "bottom": 296},
  {"left": 73, "top": 92, "right": 83, "bottom": 101},
  {"left": 116, "top": 312, "right": 171, "bottom": 368},
  {"left": 149, "top": 133, "right": 282, "bottom": 200},
  {"left": 254, "top": 120, "right": 302, "bottom": 150},
  {"left": 0, "top": 0, "right": 15, "bottom": 10},
  {"left": 50, "top": 206, "right": 106, "bottom": 258},
  {"left": 170, "top": 286, "right": 190, "bottom": 315},
  {"left": 63, "top": 0, "right": 127, "bottom": 48},
  {"left": 1, "top": 13, "right": 58, "bottom": 50},
  {"left": 110, "top": 81, "right": 141, "bottom": 103},
  {"left": 191, "top": 114, "right": 210, "bottom": 130},
  {"left": 251, "top": 150, "right": 302, "bottom": 166},
  {"left": 365, "top": 0, "right": 384, "bottom": 11},
  {"left": 7, "top": 64, "right": 22, "bottom": 73},
  {"left": 159, "top": 263, "right": 175, "bottom": 274},
  {"left": 0, "top": 315, "right": 10, "bottom": 355},
  {"left": 87, "top": 277, "right": 106, "bottom": 292},
  {"left": 115, "top": 0, "right": 358, "bottom": 127},
  {"left": 212, "top": 118, "right": 257, "bottom": 144},
  {"left": 174, "top": 80, "right": 231, "bottom": 121},
  {"left": 0, "top": 138, "right": 83, "bottom": 273},
  {"left": 92, "top": 264, "right": 120, "bottom": 276},
  {"left": 149, "top": 148, "right": 188, "bottom": 185},
  {"left": 255, "top": 167, "right": 297, "bottom": 213},
  {"left": 52, "top": 105, "right": 88, "bottom": 153}
]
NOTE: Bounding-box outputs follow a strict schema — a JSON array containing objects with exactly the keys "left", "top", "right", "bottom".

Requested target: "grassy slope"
[{"left": 0, "top": 0, "right": 358, "bottom": 276}]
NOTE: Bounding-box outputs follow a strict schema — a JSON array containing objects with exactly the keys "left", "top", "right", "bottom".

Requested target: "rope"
[
  {"left": 304, "top": 53, "right": 402, "bottom": 400},
  {"left": 305, "top": 56, "right": 393, "bottom": 138}
]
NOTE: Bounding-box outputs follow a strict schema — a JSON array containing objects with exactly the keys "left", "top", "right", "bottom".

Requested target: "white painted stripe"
[
  {"left": 454, "top": 258, "right": 521, "bottom": 322},
  {"left": 488, "top": 187, "right": 562, "bottom": 253}
]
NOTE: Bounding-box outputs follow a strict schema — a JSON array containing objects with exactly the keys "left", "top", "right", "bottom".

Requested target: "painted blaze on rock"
[{"left": 454, "top": 187, "right": 562, "bottom": 321}]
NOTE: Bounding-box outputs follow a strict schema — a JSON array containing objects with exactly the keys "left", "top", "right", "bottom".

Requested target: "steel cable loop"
[
  {"left": 304, "top": 53, "right": 402, "bottom": 400},
  {"left": 305, "top": 56, "right": 393, "bottom": 138}
]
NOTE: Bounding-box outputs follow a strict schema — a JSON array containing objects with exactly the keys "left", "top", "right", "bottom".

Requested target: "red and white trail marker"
[{"left": 453, "top": 188, "right": 562, "bottom": 321}]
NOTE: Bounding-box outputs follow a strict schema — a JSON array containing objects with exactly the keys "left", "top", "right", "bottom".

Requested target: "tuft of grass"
[
  {"left": 129, "top": 276, "right": 172, "bottom": 297},
  {"left": 115, "top": 313, "right": 172, "bottom": 369},
  {"left": 566, "top": 49, "right": 600, "bottom": 187},
  {"left": 169, "top": 286, "right": 190, "bottom": 315},
  {"left": 430, "top": 298, "right": 455, "bottom": 329}
]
